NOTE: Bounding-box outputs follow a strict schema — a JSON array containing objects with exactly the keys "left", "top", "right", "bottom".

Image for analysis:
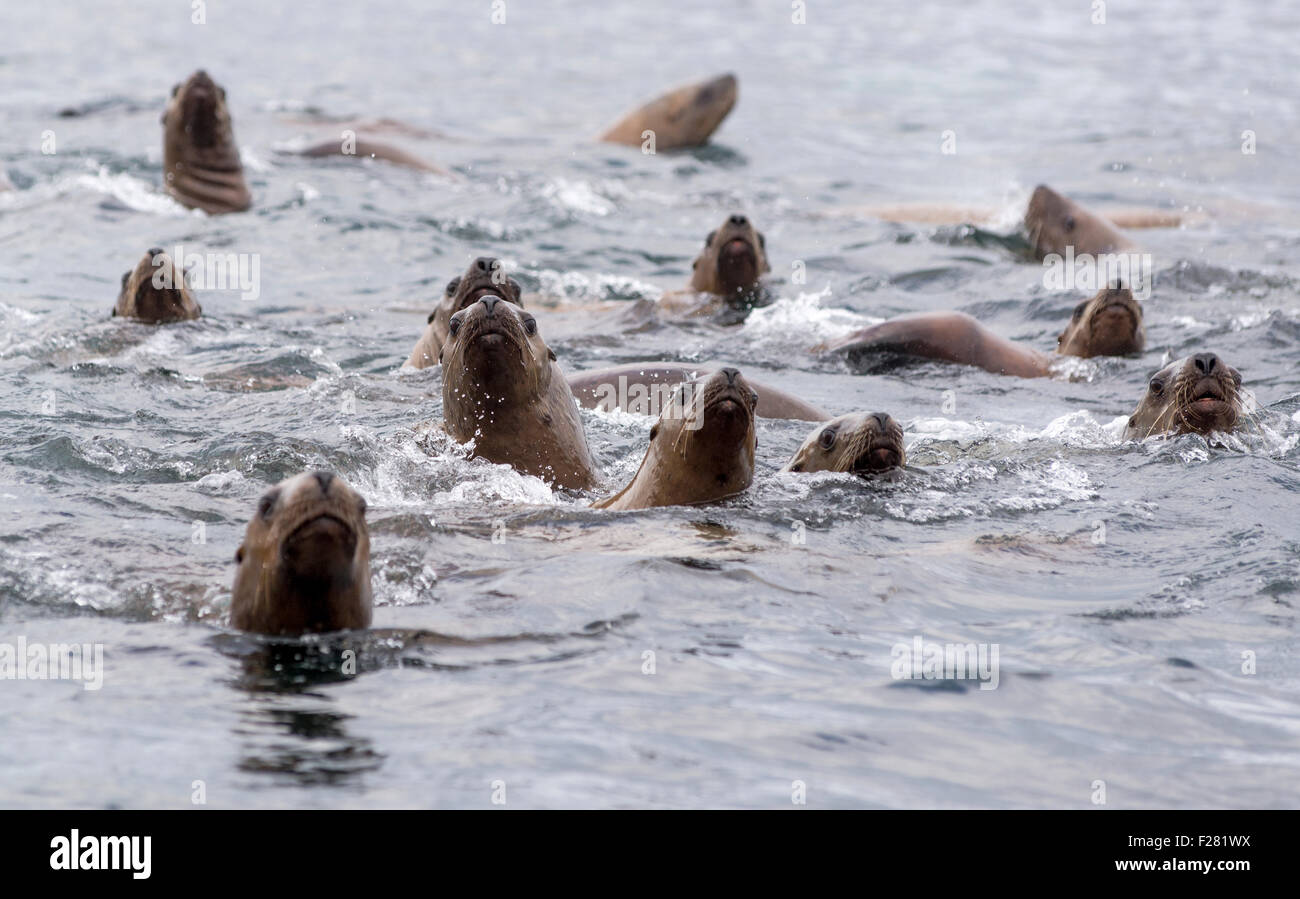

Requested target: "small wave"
[
  {"left": 534, "top": 269, "right": 661, "bottom": 304},
  {"left": 537, "top": 177, "right": 617, "bottom": 217},
  {"left": 71, "top": 166, "right": 191, "bottom": 216},
  {"left": 742, "top": 288, "right": 877, "bottom": 350}
]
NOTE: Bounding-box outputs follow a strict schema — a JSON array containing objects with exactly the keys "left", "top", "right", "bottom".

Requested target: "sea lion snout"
[{"left": 1192, "top": 352, "right": 1222, "bottom": 375}]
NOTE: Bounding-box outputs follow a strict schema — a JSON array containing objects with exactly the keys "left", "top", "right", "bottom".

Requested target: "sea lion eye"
[
  {"left": 234, "top": 547, "right": 244, "bottom": 563},
  {"left": 649, "top": 424, "right": 660, "bottom": 441},
  {"left": 445, "top": 276, "right": 461, "bottom": 295},
  {"left": 819, "top": 428, "right": 837, "bottom": 450},
  {"left": 1072, "top": 301, "right": 1087, "bottom": 320},
  {"left": 748, "top": 390, "right": 758, "bottom": 408},
  {"left": 704, "top": 230, "right": 716, "bottom": 246},
  {"left": 523, "top": 317, "right": 537, "bottom": 335},
  {"left": 171, "top": 83, "right": 180, "bottom": 97},
  {"left": 257, "top": 490, "right": 279, "bottom": 519},
  {"left": 448, "top": 316, "right": 462, "bottom": 337},
  {"left": 1149, "top": 378, "right": 1164, "bottom": 396},
  {"left": 1063, "top": 215, "right": 1076, "bottom": 232},
  {"left": 357, "top": 496, "right": 367, "bottom": 515}
]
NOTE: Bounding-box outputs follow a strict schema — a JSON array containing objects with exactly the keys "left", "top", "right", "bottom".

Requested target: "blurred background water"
[{"left": 1, "top": 0, "right": 1297, "bottom": 808}]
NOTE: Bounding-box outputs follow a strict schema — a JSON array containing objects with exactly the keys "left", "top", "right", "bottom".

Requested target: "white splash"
[{"left": 742, "top": 287, "right": 877, "bottom": 349}]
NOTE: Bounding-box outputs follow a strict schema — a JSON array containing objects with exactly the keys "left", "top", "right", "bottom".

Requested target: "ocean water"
[{"left": 1, "top": 0, "right": 1298, "bottom": 808}]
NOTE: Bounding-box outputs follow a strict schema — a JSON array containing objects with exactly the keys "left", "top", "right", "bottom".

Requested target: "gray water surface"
[{"left": 1, "top": 0, "right": 1298, "bottom": 809}]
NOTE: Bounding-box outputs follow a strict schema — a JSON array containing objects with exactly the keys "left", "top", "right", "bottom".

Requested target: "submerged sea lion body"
[
  {"left": 407, "top": 257, "right": 524, "bottom": 368},
  {"left": 440, "top": 296, "right": 596, "bottom": 489},
  {"left": 162, "top": 70, "right": 251, "bottom": 214},
  {"left": 600, "top": 73, "right": 737, "bottom": 150},
  {"left": 595, "top": 368, "right": 757, "bottom": 511},
  {"left": 824, "top": 286, "right": 1145, "bottom": 378},
  {"left": 113, "top": 247, "right": 202, "bottom": 323},
  {"left": 783, "top": 412, "right": 906, "bottom": 474},
  {"left": 231, "top": 471, "right": 372, "bottom": 636},
  {"left": 285, "top": 138, "right": 446, "bottom": 174},
  {"left": 568, "top": 362, "right": 828, "bottom": 422},
  {"left": 1124, "top": 352, "right": 1247, "bottom": 440}
]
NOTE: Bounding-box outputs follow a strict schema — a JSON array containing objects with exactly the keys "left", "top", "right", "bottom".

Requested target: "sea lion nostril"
[
  {"left": 475, "top": 256, "right": 495, "bottom": 273},
  {"left": 1193, "top": 352, "right": 1219, "bottom": 374},
  {"left": 870, "top": 412, "right": 890, "bottom": 428},
  {"left": 148, "top": 247, "right": 164, "bottom": 257},
  {"left": 313, "top": 471, "right": 334, "bottom": 493},
  {"left": 729, "top": 214, "right": 747, "bottom": 226},
  {"left": 480, "top": 296, "right": 500, "bottom": 315},
  {"left": 719, "top": 367, "right": 739, "bottom": 385}
]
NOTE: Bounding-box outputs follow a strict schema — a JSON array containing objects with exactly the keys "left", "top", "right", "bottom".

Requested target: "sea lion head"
[
  {"left": 600, "top": 368, "right": 757, "bottom": 509},
  {"left": 231, "top": 471, "right": 373, "bottom": 636},
  {"left": 113, "top": 247, "right": 202, "bottom": 323},
  {"left": 440, "top": 294, "right": 553, "bottom": 418},
  {"left": 1125, "top": 352, "right": 1244, "bottom": 439},
  {"left": 162, "top": 70, "right": 250, "bottom": 213},
  {"left": 1024, "top": 185, "right": 1080, "bottom": 258},
  {"left": 689, "top": 213, "right": 770, "bottom": 301},
  {"left": 1056, "top": 286, "right": 1145, "bottom": 357},
  {"left": 679, "top": 73, "right": 738, "bottom": 140},
  {"left": 429, "top": 256, "right": 523, "bottom": 337},
  {"left": 1024, "top": 183, "right": 1130, "bottom": 259},
  {"left": 784, "top": 412, "right": 906, "bottom": 475},
  {"left": 164, "top": 70, "right": 232, "bottom": 149}
]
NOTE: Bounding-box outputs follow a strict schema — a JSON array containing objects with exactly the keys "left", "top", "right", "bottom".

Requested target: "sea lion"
[
  {"left": 600, "top": 73, "right": 737, "bottom": 150},
  {"left": 407, "top": 256, "right": 524, "bottom": 369},
  {"left": 568, "top": 362, "right": 829, "bottom": 421},
  {"left": 283, "top": 138, "right": 446, "bottom": 174},
  {"left": 823, "top": 285, "right": 1145, "bottom": 378},
  {"left": 1024, "top": 185, "right": 1137, "bottom": 260},
  {"left": 112, "top": 247, "right": 202, "bottom": 323},
  {"left": 440, "top": 296, "right": 596, "bottom": 489},
  {"left": 231, "top": 471, "right": 372, "bottom": 636},
  {"left": 658, "top": 213, "right": 771, "bottom": 316},
  {"left": 841, "top": 185, "right": 1177, "bottom": 249},
  {"left": 782, "top": 412, "right": 906, "bottom": 474},
  {"left": 162, "top": 70, "right": 252, "bottom": 214},
  {"left": 595, "top": 368, "right": 757, "bottom": 511},
  {"left": 1124, "top": 352, "right": 1246, "bottom": 440}
]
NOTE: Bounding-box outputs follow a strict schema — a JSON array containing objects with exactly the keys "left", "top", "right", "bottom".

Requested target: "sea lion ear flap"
[
  {"left": 548, "top": 348, "right": 556, "bottom": 361},
  {"left": 427, "top": 310, "right": 437, "bottom": 324},
  {"left": 234, "top": 546, "right": 244, "bottom": 564}
]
